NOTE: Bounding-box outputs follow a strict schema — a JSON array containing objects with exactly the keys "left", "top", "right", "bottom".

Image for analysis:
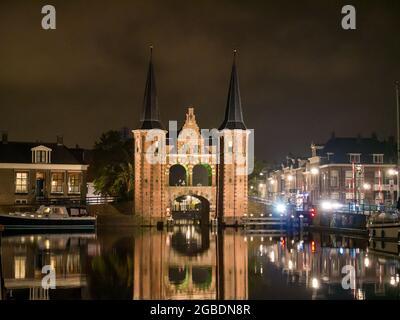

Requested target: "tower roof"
[
  {"left": 140, "top": 46, "right": 164, "bottom": 130},
  {"left": 219, "top": 50, "right": 247, "bottom": 130}
]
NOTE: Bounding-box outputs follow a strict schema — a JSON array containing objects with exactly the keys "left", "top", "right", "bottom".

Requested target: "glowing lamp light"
[
  {"left": 310, "top": 167, "right": 319, "bottom": 175},
  {"left": 287, "top": 175, "right": 294, "bottom": 181},
  {"left": 321, "top": 201, "right": 341, "bottom": 211},
  {"left": 269, "top": 251, "right": 275, "bottom": 262},
  {"left": 276, "top": 203, "right": 286, "bottom": 213},
  {"left": 321, "top": 201, "right": 332, "bottom": 210},
  {"left": 364, "top": 257, "right": 370, "bottom": 268},
  {"left": 311, "top": 278, "right": 320, "bottom": 289},
  {"left": 311, "top": 240, "right": 316, "bottom": 253},
  {"left": 363, "top": 183, "right": 371, "bottom": 190},
  {"left": 387, "top": 168, "right": 398, "bottom": 176}
]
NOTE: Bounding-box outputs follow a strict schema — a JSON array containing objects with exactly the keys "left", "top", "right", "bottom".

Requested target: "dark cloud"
[{"left": 1, "top": 0, "right": 399, "bottom": 162}]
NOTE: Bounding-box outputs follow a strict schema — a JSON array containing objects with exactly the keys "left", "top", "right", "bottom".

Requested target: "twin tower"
[{"left": 133, "top": 48, "right": 250, "bottom": 225}]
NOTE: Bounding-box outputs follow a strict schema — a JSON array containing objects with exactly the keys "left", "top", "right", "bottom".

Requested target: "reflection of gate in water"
[{"left": 133, "top": 227, "right": 248, "bottom": 300}]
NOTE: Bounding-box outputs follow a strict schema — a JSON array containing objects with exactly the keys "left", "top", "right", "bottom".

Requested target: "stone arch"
[
  {"left": 169, "top": 164, "right": 188, "bottom": 186},
  {"left": 192, "top": 164, "right": 212, "bottom": 186},
  {"left": 171, "top": 194, "right": 210, "bottom": 225}
]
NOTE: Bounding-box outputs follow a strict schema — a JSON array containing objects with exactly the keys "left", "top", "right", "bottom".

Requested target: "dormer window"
[
  {"left": 373, "top": 154, "right": 384, "bottom": 164},
  {"left": 31, "top": 145, "right": 52, "bottom": 164},
  {"left": 348, "top": 153, "right": 361, "bottom": 164},
  {"left": 327, "top": 152, "right": 334, "bottom": 161}
]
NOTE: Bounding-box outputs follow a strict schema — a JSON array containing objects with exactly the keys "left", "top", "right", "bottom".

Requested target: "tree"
[
  {"left": 90, "top": 130, "right": 134, "bottom": 199},
  {"left": 248, "top": 158, "right": 271, "bottom": 196}
]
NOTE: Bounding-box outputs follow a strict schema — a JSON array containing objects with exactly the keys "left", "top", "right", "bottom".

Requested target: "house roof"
[
  {"left": 317, "top": 137, "right": 396, "bottom": 164},
  {"left": 0, "top": 141, "right": 87, "bottom": 164}
]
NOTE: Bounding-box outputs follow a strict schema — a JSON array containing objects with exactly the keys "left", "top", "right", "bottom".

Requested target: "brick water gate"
[{"left": 133, "top": 49, "right": 250, "bottom": 225}]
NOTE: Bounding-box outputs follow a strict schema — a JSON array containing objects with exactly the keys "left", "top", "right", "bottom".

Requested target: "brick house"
[
  {"left": 268, "top": 135, "right": 398, "bottom": 206},
  {"left": 0, "top": 133, "right": 89, "bottom": 205}
]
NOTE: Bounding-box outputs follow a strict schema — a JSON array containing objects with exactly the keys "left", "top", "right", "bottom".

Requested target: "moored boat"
[
  {"left": 367, "top": 212, "right": 400, "bottom": 242},
  {"left": 0, "top": 205, "right": 96, "bottom": 230}
]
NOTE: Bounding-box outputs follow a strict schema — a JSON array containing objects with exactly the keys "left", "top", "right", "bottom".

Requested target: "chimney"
[
  {"left": 1, "top": 131, "right": 8, "bottom": 144},
  {"left": 57, "top": 135, "right": 63, "bottom": 146}
]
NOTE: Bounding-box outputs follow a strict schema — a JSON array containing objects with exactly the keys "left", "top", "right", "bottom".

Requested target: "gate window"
[
  {"left": 169, "top": 164, "right": 187, "bottom": 186},
  {"left": 192, "top": 164, "right": 211, "bottom": 186}
]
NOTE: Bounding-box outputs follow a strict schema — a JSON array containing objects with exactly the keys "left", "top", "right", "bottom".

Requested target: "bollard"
[{"left": 156, "top": 221, "right": 164, "bottom": 231}]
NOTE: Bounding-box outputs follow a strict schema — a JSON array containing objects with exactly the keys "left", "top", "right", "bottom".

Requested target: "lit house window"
[
  {"left": 345, "top": 170, "right": 353, "bottom": 189},
  {"left": 330, "top": 170, "right": 339, "bottom": 187},
  {"left": 15, "top": 172, "right": 28, "bottom": 193},
  {"left": 68, "top": 173, "right": 81, "bottom": 194},
  {"left": 349, "top": 153, "right": 361, "bottom": 163},
  {"left": 373, "top": 154, "right": 384, "bottom": 164},
  {"left": 36, "top": 150, "right": 46, "bottom": 163},
  {"left": 14, "top": 256, "right": 26, "bottom": 279},
  {"left": 51, "top": 172, "right": 64, "bottom": 193},
  {"left": 31, "top": 145, "right": 52, "bottom": 164}
]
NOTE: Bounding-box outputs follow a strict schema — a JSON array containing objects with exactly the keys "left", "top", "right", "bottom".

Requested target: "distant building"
[
  {"left": 0, "top": 133, "right": 89, "bottom": 205},
  {"left": 268, "top": 135, "right": 398, "bottom": 206}
]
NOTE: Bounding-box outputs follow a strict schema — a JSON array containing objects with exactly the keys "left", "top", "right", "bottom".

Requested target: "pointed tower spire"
[
  {"left": 140, "top": 45, "right": 164, "bottom": 130},
  {"left": 219, "top": 49, "right": 247, "bottom": 130}
]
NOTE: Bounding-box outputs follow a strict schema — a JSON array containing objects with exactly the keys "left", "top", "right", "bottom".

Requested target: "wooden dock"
[{"left": 242, "top": 217, "right": 286, "bottom": 227}]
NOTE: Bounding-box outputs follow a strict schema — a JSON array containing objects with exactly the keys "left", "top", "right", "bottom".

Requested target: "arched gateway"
[{"left": 133, "top": 49, "right": 250, "bottom": 225}]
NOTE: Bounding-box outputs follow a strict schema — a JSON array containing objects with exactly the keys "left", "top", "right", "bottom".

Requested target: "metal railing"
[
  {"left": 330, "top": 203, "right": 397, "bottom": 215},
  {"left": 33, "top": 196, "right": 120, "bottom": 206}
]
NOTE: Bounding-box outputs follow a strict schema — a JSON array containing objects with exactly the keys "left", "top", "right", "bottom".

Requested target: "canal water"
[{"left": 0, "top": 226, "right": 399, "bottom": 300}]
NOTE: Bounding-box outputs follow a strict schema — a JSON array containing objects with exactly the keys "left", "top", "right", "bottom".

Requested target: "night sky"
[{"left": 1, "top": 0, "right": 399, "bottom": 163}]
